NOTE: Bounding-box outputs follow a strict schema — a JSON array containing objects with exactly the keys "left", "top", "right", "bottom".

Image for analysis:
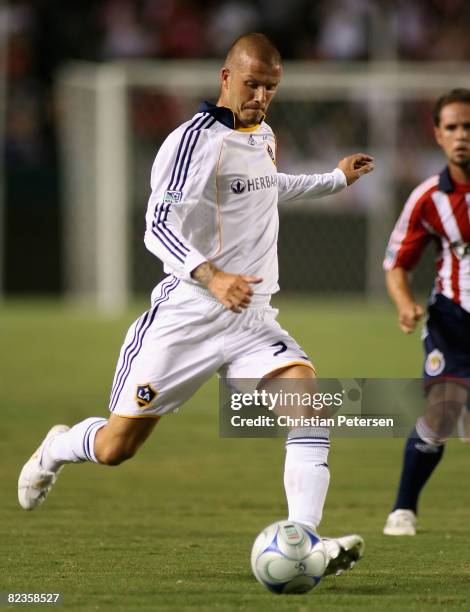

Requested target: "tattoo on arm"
[{"left": 191, "top": 261, "right": 219, "bottom": 287}]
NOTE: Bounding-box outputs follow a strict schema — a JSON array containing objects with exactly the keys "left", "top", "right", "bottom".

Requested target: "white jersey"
[{"left": 144, "top": 102, "right": 347, "bottom": 296}]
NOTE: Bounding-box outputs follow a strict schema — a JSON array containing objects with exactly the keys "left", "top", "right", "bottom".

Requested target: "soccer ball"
[{"left": 250, "top": 520, "right": 327, "bottom": 594}]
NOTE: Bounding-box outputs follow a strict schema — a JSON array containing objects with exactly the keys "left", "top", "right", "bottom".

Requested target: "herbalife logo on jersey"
[
  {"left": 231, "top": 178, "right": 246, "bottom": 194},
  {"left": 231, "top": 175, "right": 277, "bottom": 194},
  {"left": 247, "top": 174, "right": 277, "bottom": 192}
]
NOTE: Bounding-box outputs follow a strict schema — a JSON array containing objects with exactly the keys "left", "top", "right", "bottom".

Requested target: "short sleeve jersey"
[{"left": 384, "top": 167, "right": 470, "bottom": 312}]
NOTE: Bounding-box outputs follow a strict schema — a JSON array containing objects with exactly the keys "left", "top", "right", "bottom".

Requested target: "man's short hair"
[
  {"left": 433, "top": 88, "right": 470, "bottom": 126},
  {"left": 225, "top": 33, "right": 282, "bottom": 68}
]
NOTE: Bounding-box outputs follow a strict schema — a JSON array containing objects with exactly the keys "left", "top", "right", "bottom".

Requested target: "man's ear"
[
  {"left": 434, "top": 125, "right": 442, "bottom": 147},
  {"left": 220, "top": 67, "right": 230, "bottom": 91}
]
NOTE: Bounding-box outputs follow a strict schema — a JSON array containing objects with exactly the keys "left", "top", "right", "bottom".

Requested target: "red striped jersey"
[{"left": 384, "top": 167, "right": 470, "bottom": 312}]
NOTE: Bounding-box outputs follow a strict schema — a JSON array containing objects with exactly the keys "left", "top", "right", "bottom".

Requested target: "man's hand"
[
  {"left": 191, "top": 261, "right": 262, "bottom": 313},
  {"left": 385, "top": 268, "right": 424, "bottom": 334},
  {"left": 337, "top": 153, "right": 374, "bottom": 185},
  {"left": 396, "top": 301, "right": 424, "bottom": 334}
]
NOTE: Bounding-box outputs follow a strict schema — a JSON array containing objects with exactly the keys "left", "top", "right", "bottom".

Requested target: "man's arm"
[
  {"left": 383, "top": 182, "right": 433, "bottom": 333},
  {"left": 144, "top": 126, "right": 211, "bottom": 280},
  {"left": 386, "top": 267, "right": 424, "bottom": 334},
  {"left": 191, "top": 261, "right": 262, "bottom": 313},
  {"left": 277, "top": 153, "right": 374, "bottom": 204}
]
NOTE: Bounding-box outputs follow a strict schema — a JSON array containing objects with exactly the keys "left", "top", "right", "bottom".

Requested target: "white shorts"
[{"left": 109, "top": 276, "right": 315, "bottom": 418}]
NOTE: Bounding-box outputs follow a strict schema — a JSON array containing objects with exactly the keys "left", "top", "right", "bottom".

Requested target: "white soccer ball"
[{"left": 250, "top": 520, "right": 327, "bottom": 594}]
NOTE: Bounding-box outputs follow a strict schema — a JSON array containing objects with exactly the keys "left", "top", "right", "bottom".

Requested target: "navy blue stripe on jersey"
[
  {"left": 171, "top": 123, "right": 201, "bottom": 191},
  {"left": 168, "top": 113, "right": 213, "bottom": 191},
  {"left": 109, "top": 276, "right": 176, "bottom": 408},
  {"left": 152, "top": 215, "right": 186, "bottom": 265},
  {"left": 109, "top": 277, "right": 180, "bottom": 412},
  {"left": 173, "top": 116, "right": 216, "bottom": 191},
  {"left": 168, "top": 113, "right": 209, "bottom": 191},
  {"left": 167, "top": 113, "right": 206, "bottom": 189},
  {"left": 152, "top": 201, "right": 190, "bottom": 258},
  {"left": 161, "top": 202, "right": 190, "bottom": 252},
  {"left": 151, "top": 114, "right": 215, "bottom": 264}
]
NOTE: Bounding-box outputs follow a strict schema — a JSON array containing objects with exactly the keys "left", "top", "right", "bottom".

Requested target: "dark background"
[{"left": 3, "top": 0, "right": 470, "bottom": 294}]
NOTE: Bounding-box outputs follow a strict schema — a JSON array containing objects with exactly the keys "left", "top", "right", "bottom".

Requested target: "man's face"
[
  {"left": 220, "top": 55, "right": 282, "bottom": 127},
  {"left": 434, "top": 102, "right": 470, "bottom": 169}
]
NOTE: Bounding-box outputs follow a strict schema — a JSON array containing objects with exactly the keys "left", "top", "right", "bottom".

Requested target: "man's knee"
[{"left": 424, "top": 381, "right": 468, "bottom": 438}]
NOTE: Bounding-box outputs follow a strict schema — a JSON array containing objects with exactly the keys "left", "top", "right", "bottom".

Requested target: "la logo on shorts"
[
  {"left": 425, "top": 349, "right": 446, "bottom": 376},
  {"left": 135, "top": 384, "right": 157, "bottom": 408}
]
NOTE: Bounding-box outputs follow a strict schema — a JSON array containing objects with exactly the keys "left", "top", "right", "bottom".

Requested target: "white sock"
[
  {"left": 42, "top": 417, "right": 107, "bottom": 470},
  {"left": 415, "top": 416, "right": 445, "bottom": 446},
  {"left": 283, "top": 427, "right": 330, "bottom": 531}
]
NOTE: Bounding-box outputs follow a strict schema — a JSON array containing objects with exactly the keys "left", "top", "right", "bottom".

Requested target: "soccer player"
[
  {"left": 19, "top": 34, "right": 374, "bottom": 574},
  {"left": 383, "top": 89, "right": 470, "bottom": 536}
]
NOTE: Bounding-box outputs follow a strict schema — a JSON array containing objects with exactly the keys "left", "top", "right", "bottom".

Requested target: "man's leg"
[
  {"left": 384, "top": 382, "right": 465, "bottom": 535},
  {"left": 266, "top": 365, "right": 363, "bottom": 575},
  {"left": 268, "top": 365, "right": 330, "bottom": 531},
  {"left": 18, "top": 415, "right": 158, "bottom": 510}
]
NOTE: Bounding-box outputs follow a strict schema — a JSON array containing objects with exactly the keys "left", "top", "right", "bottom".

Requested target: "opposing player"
[
  {"left": 383, "top": 89, "right": 470, "bottom": 536},
  {"left": 18, "top": 34, "right": 373, "bottom": 573}
]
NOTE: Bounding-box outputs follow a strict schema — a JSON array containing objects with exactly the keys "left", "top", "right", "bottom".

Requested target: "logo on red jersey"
[{"left": 450, "top": 240, "right": 470, "bottom": 259}]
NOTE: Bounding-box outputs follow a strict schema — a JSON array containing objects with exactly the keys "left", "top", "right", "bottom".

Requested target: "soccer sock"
[
  {"left": 393, "top": 421, "right": 445, "bottom": 513},
  {"left": 283, "top": 427, "right": 330, "bottom": 530},
  {"left": 41, "top": 417, "right": 107, "bottom": 470}
]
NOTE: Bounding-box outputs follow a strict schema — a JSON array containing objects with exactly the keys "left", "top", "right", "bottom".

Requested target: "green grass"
[{"left": 1, "top": 297, "right": 470, "bottom": 610}]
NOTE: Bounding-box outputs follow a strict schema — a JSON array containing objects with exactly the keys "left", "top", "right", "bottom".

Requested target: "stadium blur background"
[{"left": 2, "top": 0, "right": 470, "bottom": 303}]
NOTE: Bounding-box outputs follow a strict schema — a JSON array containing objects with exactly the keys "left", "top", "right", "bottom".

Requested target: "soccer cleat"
[
  {"left": 18, "top": 425, "right": 70, "bottom": 510},
  {"left": 383, "top": 509, "right": 417, "bottom": 536},
  {"left": 322, "top": 534, "right": 364, "bottom": 576}
]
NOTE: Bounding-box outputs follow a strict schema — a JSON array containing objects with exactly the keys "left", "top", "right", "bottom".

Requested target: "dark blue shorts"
[{"left": 423, "top": 293, "right": 470, "bottom": 388}]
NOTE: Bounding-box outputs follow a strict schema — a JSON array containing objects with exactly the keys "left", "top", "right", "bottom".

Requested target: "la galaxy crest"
[
  {"left": 266, "top": 143, "right": 276, "bottom": 166},
  {"left": 135, "top": 383, "right": 157, "bottom": 408}
]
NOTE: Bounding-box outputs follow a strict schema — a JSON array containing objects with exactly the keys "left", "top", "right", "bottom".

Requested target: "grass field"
[{"left": 1, "top": 296, "right": 470, "bottom": 611}]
